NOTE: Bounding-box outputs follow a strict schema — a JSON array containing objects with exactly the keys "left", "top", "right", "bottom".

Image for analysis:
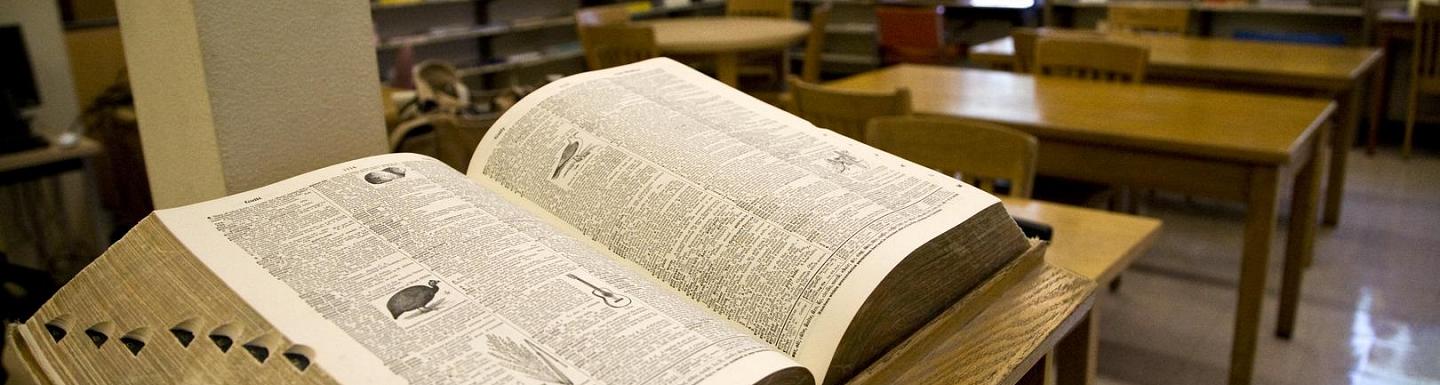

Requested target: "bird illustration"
[
  {"left": 386, "top": 280, "right": 441, "bottom": 319},
  {"left": 552, "top": 141, "right": 580, "bottom": 179}
]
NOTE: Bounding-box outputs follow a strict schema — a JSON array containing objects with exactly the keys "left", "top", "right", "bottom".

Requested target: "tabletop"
[
  {"left": 0, "top": 137, "right": 102, "bottom": 173},
  {"left": 642, "top": 17, "right": 810, "bottom": 54},
  {"left": 970, "top": 31, "right": 1383, "bottom": 83},
  {"left": 1002, "top": 197, "right": 1162, "bottom": 284},
  {"left": 826, "top": 65, "right": 1332, "bottom": 165}
]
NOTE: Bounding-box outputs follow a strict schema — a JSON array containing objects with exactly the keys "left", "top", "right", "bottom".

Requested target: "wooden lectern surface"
[{"left": 3, "top": 222, "right": 1092, "bottom": 385}]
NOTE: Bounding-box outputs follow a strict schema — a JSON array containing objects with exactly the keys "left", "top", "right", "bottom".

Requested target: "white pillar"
[{"left": 117, "top": 0, "right": 387, "bottom": 209}]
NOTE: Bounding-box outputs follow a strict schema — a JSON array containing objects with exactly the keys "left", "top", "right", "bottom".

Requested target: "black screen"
[{"left": 1, "top": 25, "right": 41, "bottom": 109}]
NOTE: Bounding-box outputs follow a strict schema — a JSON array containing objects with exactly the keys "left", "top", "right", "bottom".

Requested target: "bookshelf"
[
  {"left": 370, "top": 0, "right": 724, "bottom": 92},
  {"left": 1042, "top": 0, "right": 1376, "bottom": 44}
]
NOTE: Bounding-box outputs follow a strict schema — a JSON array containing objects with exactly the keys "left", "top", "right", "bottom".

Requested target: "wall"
[
  {"left": 0, "top": 0, "right": 80, "bottom": 137},
  {"left": 64, "top": 25, "right": 126, "bottom": 110},
  {"left": 117, "top": 0, "right": 388, "bottom": 208}
]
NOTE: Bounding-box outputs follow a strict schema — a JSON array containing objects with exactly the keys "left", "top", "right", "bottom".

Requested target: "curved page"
[
  {"left": 468, "top": 58, "right": 999, "bottom": 383},
  {"left": 156, "top": 153, "right": 804, "bottom": 385}
]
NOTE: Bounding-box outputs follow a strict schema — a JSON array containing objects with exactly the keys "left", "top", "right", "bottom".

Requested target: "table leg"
[
  {"left": 1276, "top": 126, "right": 1325, "bottom": 339},
  {"left": 1324, "top": 85, "right": 1361, "bottom": 226},
  {"left": 1054, "top": 308, "right": 1098, "bottom": 385},
  {"left": 1017, "top": 354, "right": 1049, "bottom": 385},
  {"left": 716, "top": 52, "right": 740, "bottom": 87},
  {"left": 1230, "top": 166, "right": 1280, "bottom": 385},
  {"left": 1368, "top": 49, "right": 1390, "bottom": 155}
]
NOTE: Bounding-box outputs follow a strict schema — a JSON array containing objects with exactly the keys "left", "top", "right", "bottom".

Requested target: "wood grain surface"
[
  {"left": 826, "top": 203, "right": 1031, "bottom": 385},
  {"left": 15, "top": 215, "right": 338, "bottom": 385},
  {"left": 0, "top": 139, "right": 101, "bottom": 174},
  {"left": 846, "top": 256, "right": 1096, "bottom": 385},
  {"left": 827, "top": 65, "right": 1331, "bottom": 165},
  {"left": 642, "top": 17, "right": 809, "bottom": 53},
  {"left": 971, "top": 31, "right": 1381, "bottom": 86},
  {"left": 1001, "top": 197, "right": 1162, "bottom": 284}
]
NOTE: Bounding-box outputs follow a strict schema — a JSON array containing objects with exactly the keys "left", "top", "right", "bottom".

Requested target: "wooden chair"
[
  {"left": 874, "top": 5, "right": 961, "bottom": 65},
  {"left": 579, "top": 25, "right": 659, "bottom": 70},
  {"left": 752, "top": 3, "right": 830, "bottom": 108},
  {"left": 1105, "top": 4, "right": 1190, "bottom": 34},
  {"left": 726, "top": 0, "right": 792, "bottom": 19},
  {"left": 1033, "top": 37, "right": 1149, "bottom": 83},
  {"left": 1404, "top": 3, "right": 1440, "bottom": 158},
  {"left": 1011, "top": 28, "right": 1039, "bottom": 73},
  {"left": 866, "top": 116, "right": 1037, "bottom": 197},
  {"left": 731, "top": 0, "right": 807, "bottom": 92},
  {"left": 1033, "top": 38, "right": 1147, "bottom": 216},
  {"left": 788, "top": 76, "right": 911, "bottom": 141},
  {"left": 800, "top": 2, "right": 833, "bottom": 83}
]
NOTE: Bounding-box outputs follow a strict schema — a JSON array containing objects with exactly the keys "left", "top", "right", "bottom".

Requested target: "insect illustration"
[{"left": 826, "top": 150, "right": 865, "bottom": 174}]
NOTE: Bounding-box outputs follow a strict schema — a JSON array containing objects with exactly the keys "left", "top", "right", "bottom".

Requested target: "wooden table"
[
  {"left": 643, "top": 17, "right": 809, "bottom": 86},
  {"left": 1003, "top": 197, "right": 1163, "bottom": 385},
  {"left": 970, "top": 31, "right": 1383, "bottom": 226},
  {"left": 0, "top": 138, "right": 104, "bottom": 274},
  {"left": 829, "top": 65, "right": 1331, "bottom": 385}
]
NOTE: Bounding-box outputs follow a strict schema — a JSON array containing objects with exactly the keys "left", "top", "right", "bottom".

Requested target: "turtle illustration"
[{"left": 386, "top": 280, "right": 440, "bottom": 319}]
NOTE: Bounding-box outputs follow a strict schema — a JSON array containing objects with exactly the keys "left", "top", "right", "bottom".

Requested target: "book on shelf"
[{"left": 6, "top": 58, "right": 1036, "bottom": 385}]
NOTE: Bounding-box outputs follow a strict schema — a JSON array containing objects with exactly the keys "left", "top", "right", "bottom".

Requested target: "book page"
[
  {"left": 155, "top": 153, "right": 805, "bottom": 385},
  {"left": 468, "top": 58, "right": 1000, "bottom": 382}
]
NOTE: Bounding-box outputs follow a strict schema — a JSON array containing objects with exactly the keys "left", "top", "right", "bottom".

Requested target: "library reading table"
[
  {"left": 970, "top": 30, "right": 1383, "bottom": 227},
  {"left": 830, "top": 65, "right": 1331, "bottom": 385},
  {"left": 641, "top": 17, "right": 809, "bottom": 86}
]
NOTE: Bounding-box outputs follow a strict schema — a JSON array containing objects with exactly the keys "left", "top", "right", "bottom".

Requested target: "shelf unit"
[
  {"left": 372, "top": 0, "right": 477, "bottom": 10},
  {"left": 1042, "top": 0, "right": 1377, "bottom": 44},
  {"left": 370, "top": 0, "right": 724, "bottom": 92},
  {"left": 792, "top": 0, "right": 1043, "bottom": 76}
]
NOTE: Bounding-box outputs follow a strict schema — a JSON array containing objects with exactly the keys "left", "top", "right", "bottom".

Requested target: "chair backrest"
[
  {"left": 1106, "top": 4, "right": 1190, "bottom": 34},
  {"left": 866, "top": 116, "right": 1037, "bottom": 197},
  {"left": 726, "top": 0, "right": 792, "bottom": 18},
  {"left": 579, "top": 25, "right": 658, "bottom": 70},
  {"left": 575, "top": 5, "right": 631, "bottom": 47},
  {"left": 1034, "top": 37, "right": 1149, "bottom": 83},
  {"left": 875, "top": 5, "right": 945, "bottom": 52},
  {"left": 1011, "top": 27, "right": 1039, "bottom": 73},
  {"left": 390, "top": 114, "right": 499, "bottom": 171},
  {"left": 1416, "top": 3, "right": 1440, "bottom": 92},
  {"left": 575, "top": 5, "right": 631, "bottom": 27},
  {"left": 788, "top": 76, "right": 911, "bottom": 141},
  {"left": 801, "top": 2, "right": 833, "bottom": 83}
]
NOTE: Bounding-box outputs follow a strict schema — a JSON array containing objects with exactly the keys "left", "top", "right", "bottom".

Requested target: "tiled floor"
[{"left": 1093, "top": 147, "right": 1440, "bottom": 385}]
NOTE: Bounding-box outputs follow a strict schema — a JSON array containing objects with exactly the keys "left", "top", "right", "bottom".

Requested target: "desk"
[
  {"left": 1003, "top": 197, "right": 1162, "bottom": 385},
  {"left": 643, "top": 17, "right": 809, "bottom": 86},
  {"left": 829, "top": 66, "right": 1330, "bottom": 385},
  {"left": 0, "top": 138, "right": 104, "bottom": 274},
  {"left": 970, "top": 31, "right": 1383, "bottom": 226}
]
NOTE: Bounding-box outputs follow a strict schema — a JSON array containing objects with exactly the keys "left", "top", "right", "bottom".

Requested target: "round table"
[{"left": 642, "top": 17, "right": 810, "bottom": 86}]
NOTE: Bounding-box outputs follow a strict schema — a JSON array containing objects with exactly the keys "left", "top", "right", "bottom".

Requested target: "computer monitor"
[
  {"left": 2, "top": 24, "right": 46, "bottom": 153},
  {"left": 2, "top": 25, "right": 40, "bottom": 110}
]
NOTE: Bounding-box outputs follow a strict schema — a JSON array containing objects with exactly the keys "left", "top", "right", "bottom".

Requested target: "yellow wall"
[{"left": 64, "top": 25, "right": 127, "bottom": 110}]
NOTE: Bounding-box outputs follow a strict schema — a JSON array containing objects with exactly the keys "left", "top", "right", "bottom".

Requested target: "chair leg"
[{"left": 1404, "top": 81, "right": 1419, "bottom": 159}]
